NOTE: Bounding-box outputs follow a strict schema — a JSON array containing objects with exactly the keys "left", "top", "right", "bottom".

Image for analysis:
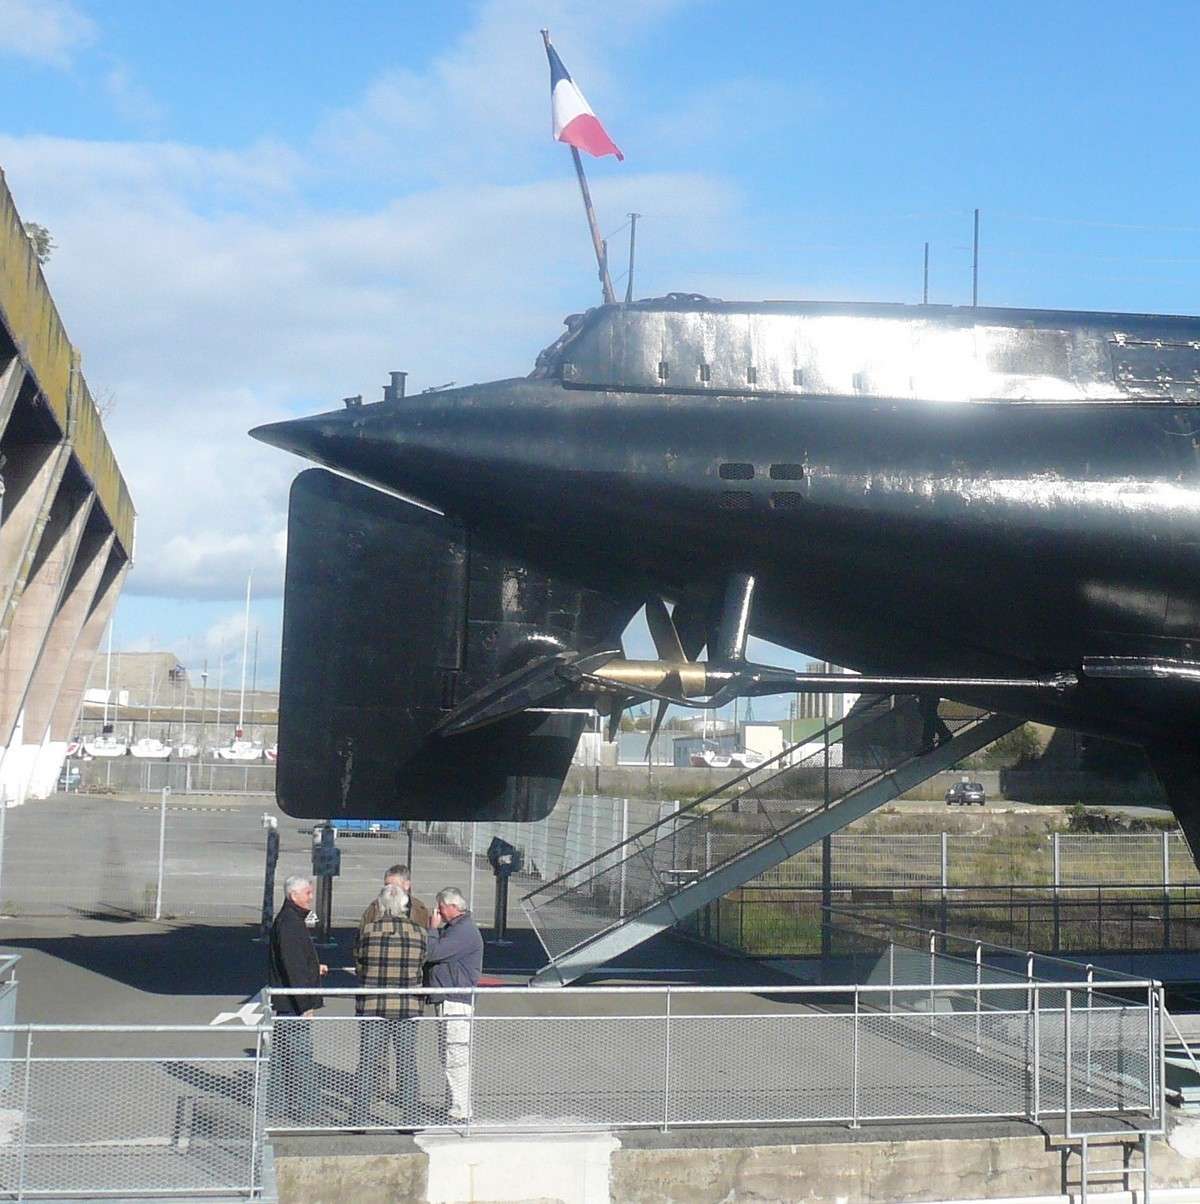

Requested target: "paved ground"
[{"left": 0, "top": 792, "right": 494, "bottom": 925}]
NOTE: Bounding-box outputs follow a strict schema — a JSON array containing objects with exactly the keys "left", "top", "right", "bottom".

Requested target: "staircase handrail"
[
  {"left": 526, "top": 707, "right": 1005, "bottom": 969},
  {"left": 823, "top": 904, "right": 1148, "bottom": 983},
  {"left": 524, "top": 709, "right": 852, "bottom": 900}
]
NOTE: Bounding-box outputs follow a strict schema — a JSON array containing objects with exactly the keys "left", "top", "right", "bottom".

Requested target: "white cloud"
[
  {"left": 0, "top": 0, "right": 738, "bottom": 611},
  {"left": 0, "top": 0, "right": 95, "bottom": 68},
  {"left": 0, "top": 137, "right": 734, "bottom": 604},
  {"left": 314, "top": 0, "right": 684, "bottom": 184},
  {"left": 103, "top": 65, "right": 167, "bottom": 133}
]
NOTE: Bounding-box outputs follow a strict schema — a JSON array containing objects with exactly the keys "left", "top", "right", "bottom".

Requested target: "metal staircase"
[{"left": 524, "top": 695, "right": 1020, "bottom": 985}]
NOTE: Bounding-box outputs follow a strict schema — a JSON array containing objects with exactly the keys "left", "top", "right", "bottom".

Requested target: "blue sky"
[{"left": 2, "top": 0, "right": 1199, "bottom": 693}]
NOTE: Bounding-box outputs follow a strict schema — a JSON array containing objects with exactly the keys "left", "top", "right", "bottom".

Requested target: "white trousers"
[{"left": 437, "top": 1000, "right": 473, "bottom": 1118}]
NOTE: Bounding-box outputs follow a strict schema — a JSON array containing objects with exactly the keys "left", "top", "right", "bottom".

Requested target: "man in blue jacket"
[{"left": 424, "top": 886, "right": 483, "bottom": 1121}]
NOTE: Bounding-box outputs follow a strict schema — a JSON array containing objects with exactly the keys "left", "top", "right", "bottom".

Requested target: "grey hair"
[
  {"left": 284, "top": 874, "right": 312, "bottom": 897},
  {"left": 378, "top": 883, "right": 409, "bottom": 917},
  {"left": 437, "top": 886, "right": 467, "bottom": 910}
]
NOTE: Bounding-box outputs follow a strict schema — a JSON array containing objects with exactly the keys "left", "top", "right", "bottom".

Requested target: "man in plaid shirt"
[{"left": 352, "top": 883, "right": 427, "bottom": 1124}]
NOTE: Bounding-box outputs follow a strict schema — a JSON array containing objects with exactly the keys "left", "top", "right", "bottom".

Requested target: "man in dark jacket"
[
  {"left": 268, "top": 875, "right": 326, "bottom": 1121},
  {"left": 425, "top": 886, "right": 483, "bottom": 1120},
  {"left": 352, "top": 884, "right": 426, "bottom": 1123}
]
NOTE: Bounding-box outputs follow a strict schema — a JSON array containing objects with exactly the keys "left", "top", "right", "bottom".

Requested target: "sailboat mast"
[
  {"left": 237, "top": 574, "right": 251, "bottom": 731},
  {"left": 103, "top": 621, "right": 113, "bottom": 727},
  {"left": 215, "top": 641, "right": 224, "bottom": 732},
  {"left": 251, "top": 628, "right": 259, "bottom": 712}
]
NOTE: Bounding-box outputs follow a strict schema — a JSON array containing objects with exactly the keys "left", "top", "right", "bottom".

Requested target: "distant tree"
[
  {"left": 92, "top": 386, "right": 118, "bottom": 420},
  {"left": 23, "top": 222, "right": 55, "bottom": 265},
  {"left": 978, "top": 723, "right": 1043, "bottom": 769}
]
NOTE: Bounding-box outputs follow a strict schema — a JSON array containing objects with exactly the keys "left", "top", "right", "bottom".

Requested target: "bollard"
[
  {"left": 310, "top": 824, "right": 340, "bottom": 946},
  {"left": 259, "top": 815, "right": 279, "bottom": 940}
]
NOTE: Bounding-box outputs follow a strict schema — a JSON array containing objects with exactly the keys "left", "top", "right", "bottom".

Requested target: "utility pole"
[
  {"left": 922, "top": 241, "right": 929, "bottom": 305},
  {"left": 625, "top": 213, "right": 640, "bottom": 303},
  {"left": 972, "top": 209, "right": 980, "bottom": 307}
]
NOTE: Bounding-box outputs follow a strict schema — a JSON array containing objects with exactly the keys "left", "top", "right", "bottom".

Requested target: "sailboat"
[
  {"left": 130, "top": 667, "right": 171, "bottom": 758},
  {"left": 175, "top": 674, "right": 198, "bottom": 759},
  {"left": 215, "top": 574, "right": 264, "bottom": 761},
  {"left": 83, "top": 625, "right": 128, "bottom": 757}
]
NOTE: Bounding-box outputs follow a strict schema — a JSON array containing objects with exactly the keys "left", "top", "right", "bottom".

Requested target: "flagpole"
[
  {"left": 542, "top": 29, "right": 616, "bottom": 305},
  {"left": 571, "top": 146, "right": 616, "bottom": 304}
]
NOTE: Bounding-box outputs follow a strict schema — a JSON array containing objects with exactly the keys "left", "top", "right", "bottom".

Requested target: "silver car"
[{"left": 945, "top": 780, "right": 986, "bottom": 806}]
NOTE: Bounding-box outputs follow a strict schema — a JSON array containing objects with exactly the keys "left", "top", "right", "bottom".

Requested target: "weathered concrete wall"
[
  {"left": 1001, "top": 767, "right": 1166, "bottom": 805},
  {"left": 0, "top": 169, "right": 134, "bottom": 547},
  {"left": 270, "top": 1119, "right": 1200, "bottom": 1204},
  {"left": 0, "top": 173, "right": 135, "bottom": 804}
]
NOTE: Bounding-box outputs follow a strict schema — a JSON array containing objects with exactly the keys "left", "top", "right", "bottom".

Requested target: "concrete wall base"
[{"left": 271, "top": 1119, "right": 1200, "bottom": 1204}]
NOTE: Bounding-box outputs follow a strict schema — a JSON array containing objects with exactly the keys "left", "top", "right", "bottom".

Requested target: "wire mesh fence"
[
  {"left": 264, "top": 955, "right": 1160, "bottom": 1134},
  {"left": 67, "top": 756, "right": 276, "bottom": 796},
  {"left": 0, "top": 944, "right": 1160, "bottom": 1198},
  {"left": 0, "top": 788, "right": 1194, "bottom": 936},
  {"left": 0, "top": 1025, "right": 266, "bottom": 1200},
  {"left": 0, "top": 793, "right": 667, "bottom": 929},
  {"left": 687, "top": 881, "right": 1200, "bottom": 960}
]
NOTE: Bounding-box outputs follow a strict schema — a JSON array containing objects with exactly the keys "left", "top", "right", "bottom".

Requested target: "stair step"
[{"left": 525, "top": 700, "right": 1019, "bottom": 985}]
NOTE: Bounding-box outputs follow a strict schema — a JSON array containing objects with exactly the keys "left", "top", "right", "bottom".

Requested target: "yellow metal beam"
[{"left": 0, "top": 170, "right": 135, "bottom": 556}]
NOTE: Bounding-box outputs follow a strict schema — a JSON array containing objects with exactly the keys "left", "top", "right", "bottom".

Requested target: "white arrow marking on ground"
[{"left": 210, "top": 1001, "right": 265, "bottom": 1027}]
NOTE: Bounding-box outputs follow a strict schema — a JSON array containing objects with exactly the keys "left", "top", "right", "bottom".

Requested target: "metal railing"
[
  {"left": 264, "top": 952, "right": 1162, "bottom": 1137},
  {"left": 69, "top": 757, "right": 275, "bottom": 796},
  {"left": 521, "top": 697, "right": 999, "bottom": 963},
  {"left": 0, "top": 952, "right": 1158, "bottom": 1198},
  {"left": 752, "top": 830, "right": 1200, "bottom": 889},
  {"left": 688, "top": 881, "right": 1200, "bottom": 958},
  {"left": 0, "top": 1024, "right": 267, "bottom": 1200}
]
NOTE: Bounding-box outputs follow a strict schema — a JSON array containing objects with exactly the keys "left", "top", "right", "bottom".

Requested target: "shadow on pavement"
[
  {"left": 3, "top": 921, "right": 294, "bottom": 998},
  {"left": 2, "top": 915, "right": 804, "bottom": 1004}
]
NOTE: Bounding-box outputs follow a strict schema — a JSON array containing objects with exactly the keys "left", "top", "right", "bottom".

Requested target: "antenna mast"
[{"left": 237, "top": 573, "right": 251, "bottom": 731}]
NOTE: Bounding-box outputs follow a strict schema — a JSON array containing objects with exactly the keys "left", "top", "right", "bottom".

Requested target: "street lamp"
[{"left": 199, "top": 662, "right": 209, "bottom": 761}]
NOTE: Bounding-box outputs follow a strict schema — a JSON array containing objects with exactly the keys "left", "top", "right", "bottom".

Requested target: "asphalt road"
[{"left": 0, "top": 792, "right": 488, "bottom": 924}]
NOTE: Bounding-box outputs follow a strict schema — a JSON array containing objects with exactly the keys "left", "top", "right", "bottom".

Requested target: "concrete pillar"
[
  {"left": 18, "top": 528, "right": 113, "bottom": 801},
  {"left": 0, "top": 487, "right": 93, "bottom": 748},
  {"left": 0, "top": 439, "right": 69, "bottom": 650},
  {"left": 0, "top": 356, "right": 25, "bottom": 438},
  {"left": 45, "top": 548, "right": 127, "bottom": 750}
]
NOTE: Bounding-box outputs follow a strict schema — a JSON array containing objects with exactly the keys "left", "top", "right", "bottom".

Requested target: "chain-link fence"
[
  {"left": 689, "top": 881, "right": 1200, "bottom": 959},
  {"left": 0, "top": 973, "right": 1159, "bottom": 1199},
  {"left": 0, "top": 793, "right": 675, "bottom": 927},
  {"left": 0, "top": 1024, "right": 267, "bottom": 1200},
  {"left": 752, "top": 831, "right": 1199, "bottom": 889},
  {"left": 67, "top": 756, "right": 275, "bottom": 796},
  {"left": 0, "top": 794, "right": 496, "bottom": 925},
  {"left": 1, "top": 792, "right": 1195, "bottom": 934},
  {"left": 264, "top": 952, "right": 1161, "bottom": 1135}
]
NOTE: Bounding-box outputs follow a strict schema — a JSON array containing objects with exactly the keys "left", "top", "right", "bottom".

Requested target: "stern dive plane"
[{"left": 252, "top": 295, "right": 1200, "bottom": 859}]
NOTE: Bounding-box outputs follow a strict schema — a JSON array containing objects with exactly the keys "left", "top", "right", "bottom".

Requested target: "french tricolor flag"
[{"left": 545, "top": 39, "right": 623, "bottom": 161}]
